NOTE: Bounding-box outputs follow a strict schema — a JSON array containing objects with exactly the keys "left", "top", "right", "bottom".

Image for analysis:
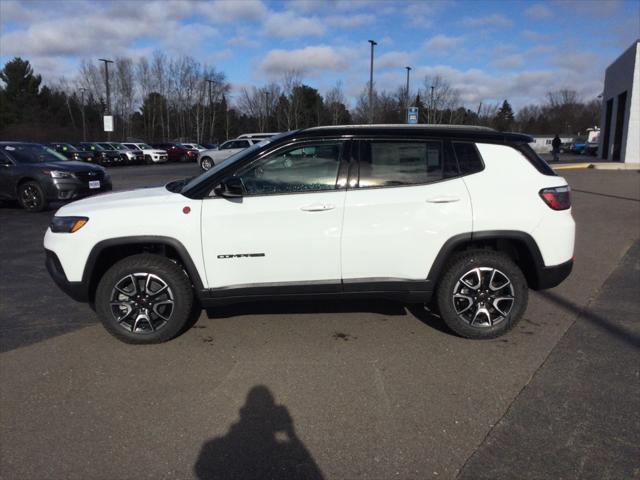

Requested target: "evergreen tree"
[{"left": 494, "top": 99, "right": 515, "bottom": 131}]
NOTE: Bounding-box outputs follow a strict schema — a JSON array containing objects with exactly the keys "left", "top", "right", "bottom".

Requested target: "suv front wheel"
[
  {"left": 435, "top": 250, "right": 528, "bottom": 339},
  {"left": 95, "top": 254, "right": 195, "bottom": 344}
]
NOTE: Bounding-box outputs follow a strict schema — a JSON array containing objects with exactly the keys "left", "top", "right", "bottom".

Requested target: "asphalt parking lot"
[{"left": 1, "top": 163, "right": 638, "bottom": 479}]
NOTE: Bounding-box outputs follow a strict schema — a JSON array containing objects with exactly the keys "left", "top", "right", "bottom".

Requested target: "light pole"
[
  {"left": 405, "top": 66, "right": 412, "bottom": 120},
  {"left": 98, "top": 58, "right": 114, "bottom": 140},
  {"left": 79, "top": 87, "right": 87, "bottom": 142},
  {"left": 429, "top": 85, "right": 435, "bottom": 124},
  {"left": 368, "top": 39, "right": 377, "bottom": 124}
]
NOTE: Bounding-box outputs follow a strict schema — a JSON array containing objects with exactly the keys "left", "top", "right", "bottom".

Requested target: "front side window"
[
  {"left": 235, "top": 142, "right": 342, "bottom": 196},
  {"left": 358, "top": 140, "right": 444, "bottom": 188}
]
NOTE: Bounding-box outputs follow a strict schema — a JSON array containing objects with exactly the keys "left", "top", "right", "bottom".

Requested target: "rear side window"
[
  {"left": 452, "top": 142, "right": 484, "bottom": 175},
  {"left": 359, "top": 141, "right": 444, "bottom": 187},
  {"left": 514, "top": 143, "right": 557, "bottom": 176}
]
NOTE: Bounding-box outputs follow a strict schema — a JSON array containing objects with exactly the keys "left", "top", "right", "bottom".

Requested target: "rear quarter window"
[{"left": 452, "top": 142, "right": 484, "bottom": 175}]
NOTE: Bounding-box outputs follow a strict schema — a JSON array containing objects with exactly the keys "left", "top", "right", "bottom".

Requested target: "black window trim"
[{"left": 206, "top": 138, "right": 351, "bottom": 199}]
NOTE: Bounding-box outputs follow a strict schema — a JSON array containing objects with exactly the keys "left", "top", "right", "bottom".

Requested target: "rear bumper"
[
  {"left": 535, "top": 258, "right": 573, "bottom": 290},
  {"left": 45, "top": 249, "right": 89, "bottom": 302}
]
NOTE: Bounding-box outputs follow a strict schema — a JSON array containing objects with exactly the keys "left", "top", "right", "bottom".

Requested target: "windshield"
[
  {"left": 111, "top": 143, "right": 126, "bottom": 149},
  {"left": 99, "top": 143, "right": 115, "bottom": 150},
  {"left": 57, "top": 143, "right": 79, "bottom": 152},
  {"left": 140, "top": 144, "right": 152, "bottom": 149},
  {"left": 4, "top": 144, "right": 69, "bottom": 163},
  {"left": 180, "top": 133, "right": 292, "bottom": 193}
]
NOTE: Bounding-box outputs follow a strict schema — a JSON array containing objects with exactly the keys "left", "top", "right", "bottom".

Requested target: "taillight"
[{"left": 539, "top": 186, "right": 571, "bottom": 210}]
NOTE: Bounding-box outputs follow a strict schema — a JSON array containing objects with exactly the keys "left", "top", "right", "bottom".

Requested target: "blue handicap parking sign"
[{"left": 407, "top": 107, "right": 419, "bottom": 124}]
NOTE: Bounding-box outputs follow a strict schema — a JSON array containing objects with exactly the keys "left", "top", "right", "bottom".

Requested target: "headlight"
[
  {"left": 50, "top": 216, "right": 89, "bottom": 233},
  {"left": 45, "top": 170, "right": 75, "bottom": 179}
]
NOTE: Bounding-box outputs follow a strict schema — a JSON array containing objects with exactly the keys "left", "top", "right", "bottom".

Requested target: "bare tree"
[
  {"left": 279, "top": 69, "right": 303, "bottom": 130},
  {"left": 325, "top": 81, "right": 346, "bottom": 125},
  {"left": 421, "top": 75, "right": 461, "bottom": 124}
]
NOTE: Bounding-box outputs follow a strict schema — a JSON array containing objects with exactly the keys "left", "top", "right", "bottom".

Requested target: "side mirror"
[{"left": 214, "top": 177, "right": 244, "bottom": 197}]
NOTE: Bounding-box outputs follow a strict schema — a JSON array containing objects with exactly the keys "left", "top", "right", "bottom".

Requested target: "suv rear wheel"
[
  {"left": 95, "top": 254, "right": 195, "bottom": 344},
  {"left": 435, "top": 250, "right": 528, "bottom": 339}
]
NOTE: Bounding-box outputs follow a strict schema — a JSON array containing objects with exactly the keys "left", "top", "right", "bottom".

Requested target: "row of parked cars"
[
  {"left": 48, "top": 141, "right": 211, "bottom": 166},
  {"left": 0, "top": 133, "right": 279, "bottom": 212}
]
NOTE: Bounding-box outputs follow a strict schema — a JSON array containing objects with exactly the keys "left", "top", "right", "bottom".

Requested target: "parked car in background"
[
  {"left": 49, "top": 143, "right": 97, "bottom": 163},
  {"left": 98, "top": 142, "right": 143, "bottom": 165},
  {"left": 237, "top": 132, "right": 279, "bottom": 141},
  {"left": 181, "top": 143, "right": 206, "bottom": 152},
  {"left": 568, "top": 137, "right": 587, "bottom": 154},
  {"left": 151, "top": 143, "right": 199, "bottom": 162},
  {"left": 0, "top": 142, "right": 111, "bottom": 212},
  {"left": 75, "top": 142, "right": 122, "bottom": 166},
  {"left": 198, "top": 138, "right": 262, "bottom": 171},
  {"left": 122, "top": 143, "right": 169, "bottom": 164}
]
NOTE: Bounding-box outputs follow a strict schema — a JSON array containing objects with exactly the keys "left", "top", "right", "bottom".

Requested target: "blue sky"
[{"left": 1, "top": 0, "right": 638, "bottom": 109}]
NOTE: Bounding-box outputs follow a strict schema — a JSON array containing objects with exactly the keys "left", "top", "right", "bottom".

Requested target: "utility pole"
[
  {"left": 264, "top": 90, "right": 270, "bottom": 132},
  {"left": 429, "top": 85, "right": 435, "bottom": 124},
  {"left": 206, "top": 79, "right": 215, "bottom": 142},
  {"left": 98, "top": 58, "right": 114, "bottom": 140},
  {"left": 405, "top": 66, "right": 412, "bottom": 117},
  {"left": 79, "top": 87, "right": 87, "bottom": 142},
  {"left": 368, "top": 39, "right": 377, "bottom": 124}
]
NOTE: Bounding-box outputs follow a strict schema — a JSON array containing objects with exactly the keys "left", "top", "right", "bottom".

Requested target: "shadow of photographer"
[{"left": 194, "top": 385, "right": 324, "bottom": 480}]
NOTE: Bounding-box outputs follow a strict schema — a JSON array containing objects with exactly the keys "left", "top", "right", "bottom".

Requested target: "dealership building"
[{"left": 598, "top": 41, "right": 639, "bottom": 163}]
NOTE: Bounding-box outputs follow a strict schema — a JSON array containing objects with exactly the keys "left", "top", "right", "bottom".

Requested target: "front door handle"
[
  {"left": 300, "top": 204, "right": 335, "bottom": 212},
  {"left": 426, "top": 196, "right": 460, "bottom": 203}
]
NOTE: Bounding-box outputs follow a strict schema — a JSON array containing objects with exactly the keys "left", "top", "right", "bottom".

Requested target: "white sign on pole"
[{"left": 103, "top": 115, "right": 114, "bottom": 132}]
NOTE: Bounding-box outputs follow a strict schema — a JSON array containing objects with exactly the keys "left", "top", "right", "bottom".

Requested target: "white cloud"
[
  {"left": 263, "top": 11, "right": 326, "bottom": 38},
  {"left": 325, "top": 14, "right": 375, "bottom": 28},
  {"left": 259, "top": 45, "right": 351, "bottom": 77},
  {"left": 525, "top": 3, "right": 553, "bottom": 19},
  {"left": 423, "top": 35, "right": 465, "bottom": 53},
  {"left": 199, "top": 0, "right": 267, "bottom": 22},
  {"left": 492, "top": 54, "right": 525, "bottom": 69},
  {"left": 227, "top": 35, "right": 260, "bottom": 48},
  {"left": 460, "top": 14, "right": 514, "bottom": 28},
  {"left": 376, "top": 51, "right": 413, "bottom": 70}
]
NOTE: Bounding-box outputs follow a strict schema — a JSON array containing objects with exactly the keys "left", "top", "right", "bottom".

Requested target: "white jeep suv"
[
  {"left": 123, "top": 143, "right": 169, "bottom": 164},
  {"left": 45, "top": 125, "right": 575, "bottom": 344}
]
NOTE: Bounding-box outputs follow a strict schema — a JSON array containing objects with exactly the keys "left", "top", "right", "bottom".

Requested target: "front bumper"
[
  {"left": 45, "top": 249, "right": 89, "bottom": 302},
  {"left": 45, "top": 177, "right": 113, "bottom": 201}
]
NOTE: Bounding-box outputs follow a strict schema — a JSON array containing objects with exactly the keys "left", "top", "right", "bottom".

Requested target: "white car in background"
[
  {"left": 123, "top": 143, "right": 169, "bottom": 164},
  {"left": 181, "top": 143, "right": 206, "bottom": 152},
  {"left": 198, "top": 138, "right": 262, "bottom": 171}
]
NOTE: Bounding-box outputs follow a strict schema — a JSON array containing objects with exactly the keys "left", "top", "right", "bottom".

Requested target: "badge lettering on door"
[{"left": 217, "top": 253, "right": 265, "bottom": 259}]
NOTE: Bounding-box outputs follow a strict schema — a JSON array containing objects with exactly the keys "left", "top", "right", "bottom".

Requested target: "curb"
[{"left": 553, "top": 163, "right": 640, "bottom": 171}]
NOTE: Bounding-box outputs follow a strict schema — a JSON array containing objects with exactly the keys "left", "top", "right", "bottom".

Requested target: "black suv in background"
[
  {"left": 0, "top": 142, "right": 111, "bottom": 212},
  {"left": 49, "top": 143, "right": 97, "bottom": 163},
  {"left": 75, "top": 143, "right": 122, "bottom": 166}
]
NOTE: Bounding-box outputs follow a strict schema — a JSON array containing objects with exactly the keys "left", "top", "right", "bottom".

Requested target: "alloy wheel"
[
  {"left": 21, "top": 184, "right": 42, "bottom": 209},
  {"left": 109, "top": 272, "right": 174, "bottom": 334},
  {"left": 452, "top": 267, "right": 515, "bottom": 327}
]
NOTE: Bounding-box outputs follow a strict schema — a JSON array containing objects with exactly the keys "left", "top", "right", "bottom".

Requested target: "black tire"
[
  {"left": 435, "top": 250, "right": 528, "bottom": 339},
  {"left": 18, "top": 181, "right": 47, "bottom": 212},
  {"left": 145, "top": 154, "right": 152, "bottom": 165},
  {"left": 200, "top": 157, "right": 214, "bottom": 171},
  {"left": 95, "top": 254, "right": 195, "bottom": 344}
]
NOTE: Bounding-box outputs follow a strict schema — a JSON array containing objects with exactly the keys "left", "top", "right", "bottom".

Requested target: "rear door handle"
[
  {"left": 426, "top": 196, "right": 460, "bottom": 203},
  {"left": 300, "top": 204, "right": 335, "bottom": 212}
]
